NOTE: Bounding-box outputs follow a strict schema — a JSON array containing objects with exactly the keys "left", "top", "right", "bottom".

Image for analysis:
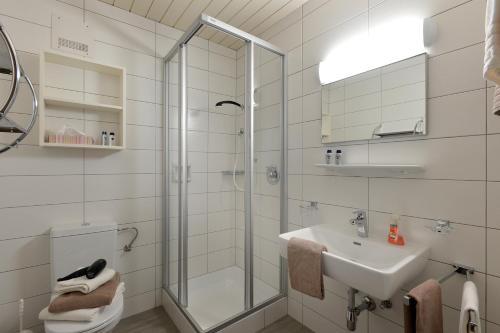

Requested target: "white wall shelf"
[
  {"left": 44, "top": 97, "right": 123, "bottom": 113},
  {"left": 39, "top": 50, "right": 126, "bottom": 150},
  {"left": 315, "top": 164, "right": 424, "bottom": 176},
  {"left": 42, "top": 142, "right": 124, "bottom": 150}
]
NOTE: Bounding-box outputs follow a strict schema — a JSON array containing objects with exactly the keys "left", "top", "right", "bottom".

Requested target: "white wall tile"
[
  {"left": 85, "top": 174, "right": 154, "bottom": 200},
  {"left": 428, "top": 44, "right": 486, "bottom": 98},
  {"left": 0, "top": 236, "right": 49, "bottom": 273},
  {"left": 0, "top": 175, "right": 83, "bottom": 208},
  {"left": 487, "top": 275, "right": 500, "bottom": 324},
  {"left": 427, "top": 0, "right": 485, "bottom": 56},
  {"left": 370, "top": 178, "right": 485, "bottom": 225},
  {"left": 427, "top": 89, "right": 486, "bottom": 138},
  {"left": 0, "top": 203, "right": 83, "bottom": 240},
  {"left": 369, "top": 136, "right": 486, "bottom": 180},
  {"left": 0, "top": 264, "right": 50, "bottom": 304}
]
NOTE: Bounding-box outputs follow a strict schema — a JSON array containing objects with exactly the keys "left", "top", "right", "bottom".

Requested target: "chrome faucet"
[{"left": 350, "top": 210, "right": 368, "bottom": 238}]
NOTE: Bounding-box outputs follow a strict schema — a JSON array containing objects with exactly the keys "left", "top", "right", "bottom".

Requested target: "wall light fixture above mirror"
[{"left": 318, "top": 17, "right": 426, "bottom": 85}]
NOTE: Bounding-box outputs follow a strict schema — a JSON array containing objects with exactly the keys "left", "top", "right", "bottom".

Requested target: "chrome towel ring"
[{"left": 0, "top": 22, "right": 38, "bottom": 154}]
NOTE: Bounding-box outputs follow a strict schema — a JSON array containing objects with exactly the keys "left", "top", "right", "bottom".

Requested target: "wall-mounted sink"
[{"left": 279, "top": 224, "right": 429, "bottom": 300}]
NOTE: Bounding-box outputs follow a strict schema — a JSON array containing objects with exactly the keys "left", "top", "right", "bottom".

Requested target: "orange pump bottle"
[{"left": 388, "top": 215, "right": 405, "bottom": 246}]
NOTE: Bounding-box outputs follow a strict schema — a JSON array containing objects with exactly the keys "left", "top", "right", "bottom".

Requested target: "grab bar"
[{"left": 404, "top": 264, "right": 477, "bottom": 332}]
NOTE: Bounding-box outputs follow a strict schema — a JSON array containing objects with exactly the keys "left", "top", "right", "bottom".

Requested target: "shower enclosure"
[{"left": 162, "top": 15, "right": 287, "bottom": 332}]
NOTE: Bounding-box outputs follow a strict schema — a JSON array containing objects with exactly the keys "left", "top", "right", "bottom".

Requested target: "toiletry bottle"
[
  {"left": 108, "top": 132, "right": 115, "bottom": 146},
  {"left": 325, "top": 149, "right": 333, "bottom": 164},
  {"left": 334, "top": 149, "right": 343, "bottom": 165},
  {"left": 101, "top": 131, "right": 108, "bottom": 146},
  {"left": 388, "top": 215, "right": 405, "bottom": 245}
]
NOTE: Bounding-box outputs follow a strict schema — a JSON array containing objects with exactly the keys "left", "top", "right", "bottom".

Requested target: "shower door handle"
[{"left": 172, "top": 164, "right": 192, "bottom": 183}]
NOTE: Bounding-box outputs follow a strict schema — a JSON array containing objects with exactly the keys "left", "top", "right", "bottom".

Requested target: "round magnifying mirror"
[{"left": 0, "top": 24, "right": 21, "bottom": 117}]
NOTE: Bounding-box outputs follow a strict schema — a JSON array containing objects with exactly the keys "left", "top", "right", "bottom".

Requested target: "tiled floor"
[
  {"left": 115, "top": 307, "right": 179, "bottom": 333},
  {"left": 114, "top": 307, "right": 312, "bottom": 333},
  {"left": 259, "top": 316, "right": 314, "bottom": 333}
]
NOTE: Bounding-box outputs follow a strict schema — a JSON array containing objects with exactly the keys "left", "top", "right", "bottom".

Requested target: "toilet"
[{"left": 44, "top": 223, "right": 124, "bottom": 333}]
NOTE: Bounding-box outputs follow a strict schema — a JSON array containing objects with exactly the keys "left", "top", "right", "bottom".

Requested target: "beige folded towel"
[
  {"left": 49, "top": 273, "right": 121, "bottom": 313},
  {"left": 54, "top": 268, "right": 115, "bottom": 294},
  {"left": 484, "top": 0, "right": 500, "bottom": 82},
  {"left": 459, "top": 281, "right": 481, "bottom": 333},
  {"left": 493, "top": 85, "right": 500, "bottom": 115},
  {"left": 485, "top": 0, "right": 500, "bottom": 115},
  {"left": 39, "top": 282, "right": 125, "bottom": 322},
  {"left": 39, "top": 306, "right": 100, "bottom": 322},
  {"left": 404, "top": 279, "right": 443, "bottom": 333},
  {"left": 287, "top": 237, "right": 327, "bottom": 299}
]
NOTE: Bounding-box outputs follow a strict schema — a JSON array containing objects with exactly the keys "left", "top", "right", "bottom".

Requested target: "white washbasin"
[{"left": 279, "top": 224, "right": 429, "bottom": 300}]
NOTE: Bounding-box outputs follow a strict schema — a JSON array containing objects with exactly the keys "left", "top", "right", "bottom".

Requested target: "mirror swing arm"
[{"left": 0, "top": 22, "right": 38, "bottom": 154}]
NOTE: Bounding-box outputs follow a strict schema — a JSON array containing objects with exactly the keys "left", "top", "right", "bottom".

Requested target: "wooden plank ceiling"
[{"left": 98, "top": 0, "right": 308, "bottom": 49}]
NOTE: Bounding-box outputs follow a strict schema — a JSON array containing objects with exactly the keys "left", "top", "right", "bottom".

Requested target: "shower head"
[{"left": 215, "top": 100, "right": 243, "bottom": 109}]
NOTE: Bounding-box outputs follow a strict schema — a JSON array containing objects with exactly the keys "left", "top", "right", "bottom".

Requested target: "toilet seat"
[{"left": 44, "top": 293, "right": 123, "bottom": 333}]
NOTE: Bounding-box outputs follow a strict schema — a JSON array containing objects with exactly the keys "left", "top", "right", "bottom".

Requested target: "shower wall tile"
[
  {"left": 263, "top": 0, "right": 498, "bottom": 331},
  {"left": 208, "top": 248, "right": 235, "bottom": 272}
]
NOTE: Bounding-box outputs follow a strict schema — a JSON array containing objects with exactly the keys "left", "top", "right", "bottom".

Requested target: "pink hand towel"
[
  {"left": 287, "top": 237, "right": 327, "bottom": 299},
  {"left": 404, "top": 279, "right": 443, "bottom": 333}
]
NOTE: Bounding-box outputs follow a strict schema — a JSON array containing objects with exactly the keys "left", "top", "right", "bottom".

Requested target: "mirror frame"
[{"left": 319, "top": 52, "right": 428, "bottom": 144}]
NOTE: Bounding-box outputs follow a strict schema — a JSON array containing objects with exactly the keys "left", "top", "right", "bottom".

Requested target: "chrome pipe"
[
  {"left": 279, "top": 53, "right": 288, "bottom": 294},
  {"left": 244, "top": 40, "right": 255, "bottom": 310},
  {"left": 178, "top": 45, "right": 188, "bottom": 307},
  {"left": 162, "top": 56, "right": 169, "bottom": 290}
]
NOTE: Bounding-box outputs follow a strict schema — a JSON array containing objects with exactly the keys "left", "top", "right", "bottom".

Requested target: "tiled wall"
[
  {"left": 0, "top": 1, "right": 235, "bottom": 332},
  {"left": 261, "top": 0, "right": 500, "bottom": 332}
]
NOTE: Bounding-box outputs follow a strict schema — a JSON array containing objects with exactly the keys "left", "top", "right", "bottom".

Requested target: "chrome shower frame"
[{"left": 162, "top": 14, "right": 288, "bottom": 333}]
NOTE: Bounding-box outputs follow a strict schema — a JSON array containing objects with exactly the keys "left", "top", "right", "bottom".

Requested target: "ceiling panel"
[
  {"left": 161, "top": 0, "right": 193, "bottom": 26},
  {"left": 113, "top": 0, "right": 134, "bottom": 10},
  {"left": 174, "top": 0, "right": 212, "bottom": 31},
  {"left": 146, "top": 0, "right": 172, "bottom": 22},
  {"left": 98, "top": 0, "right": 309, "bottom": 50},
  {"left": 131, "top": 0, "right": 154, "bottom": 16},
  {"left": 211, "top": 0, "right": 268, "bottom": 44}
]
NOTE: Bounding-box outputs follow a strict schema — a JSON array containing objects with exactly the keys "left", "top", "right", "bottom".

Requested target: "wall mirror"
[{"left": 321, "top": 53, "right": 427, "bottom": 143}]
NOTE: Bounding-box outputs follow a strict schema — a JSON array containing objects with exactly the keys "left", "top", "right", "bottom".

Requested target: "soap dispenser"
[{"left": 388, "top": 214, "right": 405, "bottom": 246}]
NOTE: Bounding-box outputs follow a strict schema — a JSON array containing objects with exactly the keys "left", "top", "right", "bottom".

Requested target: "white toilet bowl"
[
  {"left": 45, "top": 223, "right": 123, "bottom": 333},
  {"left": 44, "top": 293, "right": 123, "bottom": 333}
]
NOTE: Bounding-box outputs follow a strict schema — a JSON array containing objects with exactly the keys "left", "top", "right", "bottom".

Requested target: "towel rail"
[
  {"left": 118, "top": 227, "right": 139, "bottom": 252},
  {"left": 403, "top": 263, "right": 477, "bottom": 332}
]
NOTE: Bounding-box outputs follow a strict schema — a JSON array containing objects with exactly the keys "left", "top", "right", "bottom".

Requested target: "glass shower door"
[
  {"left": 163, "top": 14, "right": 287, "bottom": 333},
  {"left": 165, "top": 50, "right": 179, "bottom": 302},
  {"left": 251, "top": 44, "right": 284, "bottom": 305}
]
